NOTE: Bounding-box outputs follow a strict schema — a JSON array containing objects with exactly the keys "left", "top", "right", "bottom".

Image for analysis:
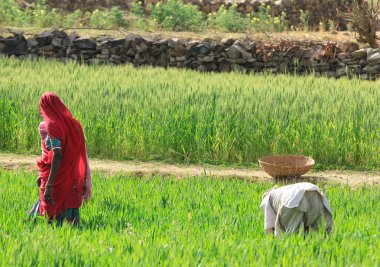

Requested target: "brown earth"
[
  {"left": 1, "top": 153, "right": 379, "bottom": 187},
  {"left": 0, "top": 26, "right": 358, "bottom": 45}
]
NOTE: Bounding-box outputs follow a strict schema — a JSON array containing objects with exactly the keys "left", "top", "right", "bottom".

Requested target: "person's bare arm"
[{"left": 44, "top": 148, "right": 63, "bottom": 204}]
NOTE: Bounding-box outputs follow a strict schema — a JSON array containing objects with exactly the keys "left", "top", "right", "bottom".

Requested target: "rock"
[
  {"left": 327, "top": 71, "right": 336, "bottom": 77},
  {"left": 80, "top": 50, "right": 97, "bottom": 56},
  {"left": 359, "top": 59, "right": 367, "bottom": 67},
  {"left": 127, "top": 34, "right": 152, "bottom": 47},
  {"left": 367, "top": 48, "right": 380, "bottom": 65},
  {"left": 153, "top": 39, "right": 168, "bottom": 46},
  {"left": 125, "top": 33, "right": 140, "bottom": 42},
  {"left": 303, "top": 48, "right": 320, "bottom": 59},
  {"left": 227, "top": 58, "right": 246, "bottom": 64},
  {"left": 363, "top": 64, "right": 380, "bottom": 75},
  {"left": 135, "top": 42, "right": 149, "bottom": 53},
  {"left": 39, "top": 45, "right": 54, "bottom": 53},
  {"left": 101, "top": 49, "right": 110, "bottom": 55},
  {"left": 241, "top": 50, "right": 252, "bottom": 60},
  {"left": 227, "top": 44, "right": 246, "bottom": 59},
  {"left": 198, "top": 55, "right": 215, "bottom": 62},
  {"left": 341, "top": 58, "right": 359, "bottom": 65},
  {"left": 214, "top": 44, "right": 225, "bottom": 54},
  {"left": 219, "top": 62, "right": 231, "bottom": 72},
  {"left": 337, "top": 52, "right": 348, "bottom": 60},
  {"left": 3, "top": 35, "right": 28, "bottom": 55},
  {"left": 170, "top": 49, "right": 186, "bottom": 57},
  {"left": 73, "top": 37, "right": 96, "bottom": 50},
  {"left": 126, "top": 48, "right": 135, "bottom": 57},
  {"left": 27, "top": 38, "right": 38, "bottom": 48},
  {"left": 110, "top": 45, "right": 125, "bottom": 55},
  {"left": 176, "top": 56, "right": 186, "bottom": 61},
  {"left": 38, "top": 45, "right": 54, "bottom": 56},
  {"left": 335, "top": 67, "right": 348, "bottom": 77},
  {"left": 221, "top": 38, "right": 235, "bottom": 46},
  {"left": 69, "top": 31, "right": 80, "bottom": 41},
  {"left": 168, "top": 38, "right": 179, "bottom": 48},
  {"left": 189, "top": 43, "right": 211, "bottom": 55},
  {"left": 108, "top": 38, "right": 126, "bottom": 47},
  {"left": 244, "top": 42, "right": 256, "bottom": 54},
  {"left": 339, "top": 42, "right": 359, "bottom": 53},
  {"left": 198, "top": 63, "right": 217, "bottom": 72},
  {"left": 279, "top": 62, "right": 288, "bottom": 73},
  {"left": 175, "top": 39, "right": 186, "bottom": 52},
  {"left": 351, "top": 49, "right": 367, "bottom": 59},
  {"left": 9, "top": 29, "right": 24, "bottom": 36},
  {"left": 62, "top": 37, "right": 73, "bottom": 47},
  {"left": 49, "top": 27, "right": 67, "bottom": 38},
  {"left": 36, "top": 32, "right": 53, "bottom": 46},
  {"left": 246, "top": 58, "right": 257, "bottom": 63},
  {"left": 253, "top": 62, "right": 265, "bottom": 68},
  {"left": 52, "top": 37, "right": 64, "bottom": 47},
  {"left": 348, "top": 65, "right": 360, "bottom": 70},
  {"left": 160, "top": 54, "right": 169, "bottom": 66}
]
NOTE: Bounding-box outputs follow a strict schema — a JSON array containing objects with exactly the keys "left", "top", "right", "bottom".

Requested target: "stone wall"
[
  {"left": 1, "top": 28, "right": 378, "bottom": 79},
  {"left": 23, "top": 0, "right": 355, "bottom": 30}
]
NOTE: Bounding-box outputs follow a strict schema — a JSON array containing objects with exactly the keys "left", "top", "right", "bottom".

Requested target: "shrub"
[
  {"left": 129, "top": 1, "right": 148, "bottom": 30},
  {"left": 339, "top": 0, "right": 380, "bottom": 48},
  {"left": 299, "top": 9, "right": 309, "bottom": 31},
  {"left": 109, "top": 6, "right": 127, "bottom": 27},
  {"left": 130, "top": 1, "right": 145, "bottom": 17},
  {"left": 0, "top": 0, "right": 24, "bottom": 25},
  {"left": 33, "top": 7, "right": 62, "bottom": 28},
  {"left": 62, "top": 10, "right": 82, "bottom": 28},
  {"left": 208, "top": 4, "right": 250, "bottom": 32},
  {"left": 89, "top": 7, "right": 127, "bottom": 29},
  {"left": 250, "top": 4, "right": 287, "bottom": 32},
  {"left": 151, "top": 0, "right": 204, "bottom": 31}
]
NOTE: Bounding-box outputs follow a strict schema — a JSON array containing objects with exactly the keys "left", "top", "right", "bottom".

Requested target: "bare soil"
[
  {"left": 1, "top": 153, "right": 379, "bottom": 187},
  {"left": 1, "top": 26, "right": 358, "bottom": 44}
]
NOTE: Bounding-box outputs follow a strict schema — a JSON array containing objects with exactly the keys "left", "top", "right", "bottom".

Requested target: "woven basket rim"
[{"left": 258, "top": 154, "right": 315, "bottom": 169}]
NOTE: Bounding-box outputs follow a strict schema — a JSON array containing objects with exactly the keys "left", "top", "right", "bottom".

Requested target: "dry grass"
[{"left": 0, "top": 25, "right": 358, "bottom": 44}]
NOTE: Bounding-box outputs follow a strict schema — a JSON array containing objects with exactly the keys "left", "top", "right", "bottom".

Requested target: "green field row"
[
  {"left": 0, "top": 171, "right": 379, "bottom": 266},
  {"left": 1, "top": 57, "right": 380, "bottom": 169}
]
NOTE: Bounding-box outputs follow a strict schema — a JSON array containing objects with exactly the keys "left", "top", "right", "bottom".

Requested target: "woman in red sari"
[{"left": 37, "top": 92, "right": 88, "bottom": 225}]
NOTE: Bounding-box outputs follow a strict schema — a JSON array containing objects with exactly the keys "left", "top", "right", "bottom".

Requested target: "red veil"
[{"left": 37, "top": 92, "right": 87, "bottom": 219}]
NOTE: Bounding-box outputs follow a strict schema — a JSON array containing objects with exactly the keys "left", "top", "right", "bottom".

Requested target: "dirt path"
[{"left": 1, "top": 153, "right": 379, "bottom": 187}]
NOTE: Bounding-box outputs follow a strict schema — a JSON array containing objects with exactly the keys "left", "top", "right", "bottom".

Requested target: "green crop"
[
  {"left": 0, "top": 56, "right": 380, "bottom": 169},
  {"left": 0, "top": 170, "right": 379, "bottom": 266}
]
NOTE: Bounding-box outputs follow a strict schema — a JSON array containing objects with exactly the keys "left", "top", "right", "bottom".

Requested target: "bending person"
[
  {"left": 37, "top": 92, "right": 89, "bottom": 226},
  {"left": 260, "top": 182, "right": 333, "bottom": 237}
]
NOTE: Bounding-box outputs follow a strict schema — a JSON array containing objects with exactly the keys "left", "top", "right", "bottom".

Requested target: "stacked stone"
[{"left": 2, "top": 28, "right": 380, "bottom": 79}]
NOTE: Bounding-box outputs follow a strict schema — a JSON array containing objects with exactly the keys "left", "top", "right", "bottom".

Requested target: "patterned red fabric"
[{"left": 37, "top": 92, "right": 87, "bottom": 219}]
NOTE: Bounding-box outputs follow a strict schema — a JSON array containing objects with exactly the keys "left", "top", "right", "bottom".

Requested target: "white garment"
[{"left": 260, "top": 182, "right": 332, "bottom": 231}]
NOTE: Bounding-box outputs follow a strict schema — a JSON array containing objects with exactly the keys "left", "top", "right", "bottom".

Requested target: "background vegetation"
[{"left": 0, "top": 0, "right": 309, "bottom": 32}]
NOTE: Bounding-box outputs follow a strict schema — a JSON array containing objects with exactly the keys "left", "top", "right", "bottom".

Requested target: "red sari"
[{"left": 37, "top": 93, "right": 87, "bottom": 220}]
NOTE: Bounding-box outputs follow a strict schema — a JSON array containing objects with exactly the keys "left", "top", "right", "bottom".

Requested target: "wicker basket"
[{"left": 258, "top": 155, "right": 315, "bottom": 178}]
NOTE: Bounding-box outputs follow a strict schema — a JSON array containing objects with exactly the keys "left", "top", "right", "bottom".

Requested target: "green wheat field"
[
  {"left": 0, "top": 171, "right": 379, "bottom": 266},
  {"left": 1, "top": 57, "right": 380, "bottom": 169}
]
